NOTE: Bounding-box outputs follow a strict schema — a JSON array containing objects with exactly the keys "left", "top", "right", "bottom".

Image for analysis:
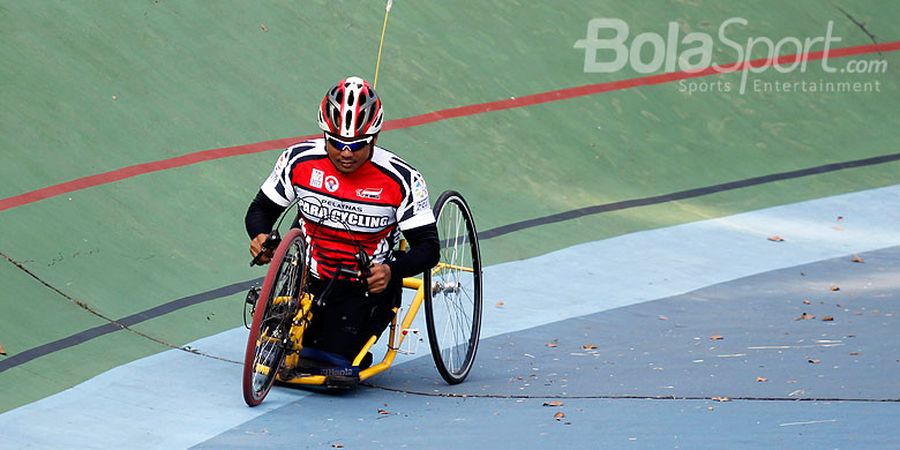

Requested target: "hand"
[
  {"left": 249, "top": 233, "right": 272, "bottom": 264},
  {"left": 366, "top": 263, "right": 391, "bottom": 294}
]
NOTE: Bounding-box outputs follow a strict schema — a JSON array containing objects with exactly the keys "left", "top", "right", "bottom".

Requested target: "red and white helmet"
[{"left": 317, "top": 76, "right": 384, "bottom": 138}]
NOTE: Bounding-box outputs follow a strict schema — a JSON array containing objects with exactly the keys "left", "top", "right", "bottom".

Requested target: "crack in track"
[
  {"left": 0, "top": 251, "right": 231, "bottom": 364},
  {"left": 834, "top": 4, "right": 883, "bottom": 57},
  {"left": 360, "top": 382, "right": 900, "bottom": 403}
]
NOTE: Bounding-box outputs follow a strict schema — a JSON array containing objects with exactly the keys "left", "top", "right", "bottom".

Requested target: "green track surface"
[{"left": 1, "top": 1, "right": 898, "bottom": 412}]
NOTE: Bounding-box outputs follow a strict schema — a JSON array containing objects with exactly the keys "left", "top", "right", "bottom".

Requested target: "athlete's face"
[{"left": 325, "top": 134, "right": 375, "bottom": 174}]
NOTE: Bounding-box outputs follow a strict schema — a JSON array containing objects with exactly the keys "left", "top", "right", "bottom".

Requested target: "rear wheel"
[
  {"left": 242, "top": 228, "right": 308, "bottom": 406},
  {"left": 424, "top": 191, "right": 483, "bottom": 384}
]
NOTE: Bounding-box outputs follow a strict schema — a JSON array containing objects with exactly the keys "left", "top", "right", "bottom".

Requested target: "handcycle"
[{"left": 241, "top": 190, "right": 482, "bottom": 406}]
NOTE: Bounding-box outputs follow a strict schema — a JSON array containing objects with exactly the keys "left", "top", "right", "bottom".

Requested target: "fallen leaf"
[
  {"left": 851, "top": 255, "right": 864, "bottom": 263},
  {"left": 711, "top": 396, "right": 731, "bottom": 402},
  {"left": 553, "top": 411, "right": 566, "bottom": 421},
  {"left": 260, "top": 24, "right": 269, "bottom": 32},
  {"left": 808, "top": 359, "right": 821, "bottom": 364},
  {"left": 756, "top": 376, "right": 768, "bottom": 382},
  {"left": 0, "top": 344, "right": 5, "bottom": 356},
  {"left": 709, "top": 335, "right": 724, "bottom": 341},
  {"left": 802, "top": 299, "right": 811, "bottom": 305},
  {"left": 821, "top": 316, "right": 834, "bottom": 322},
  {"left": 495, "top": 300, "right": 505, "bottom": 308},
  {"left": 830, "top": 285, "right": 840, "bottom": 291},
  {"left": 768, "top": 235, "right": 785, "bottom": 242},
  {"left": 795, "top": 312, "right": 816, "bottom": 321},
  {"left": 658, "top": 315, "right": 669, "bottom": 321},
  {"left": 543, "top": 401, "right": 564, "bottom": 407},
  {"left": 581, "top": 343, "right": 598, "bottom": 350},
  {"left": 377, "top": 408, "right": 390, "bottom": 415},
  {"left": 545, "top": 340, "right": 558, "bottom": 348}
]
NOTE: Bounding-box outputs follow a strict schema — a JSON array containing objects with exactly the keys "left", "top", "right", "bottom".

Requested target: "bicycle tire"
[
  {"left": 424, "top": 190, "right": 483, "bottom": 384},
  {"left": 242, "top": 228, "right": 307, "bottom": 406}
]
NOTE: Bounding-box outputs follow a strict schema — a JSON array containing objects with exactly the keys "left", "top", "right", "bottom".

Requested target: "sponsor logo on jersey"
[
  {"left": 301, "top": 201, "right": 391, "bottom": 229},
  {"left": 412, "top": 176, "right": 428, "bottom": 201},
  {"left": 310, "top": 168, "right": 324, "bottom": 189},
  {"left": 355, "top": 187, "right": 383, "bottom": 200},
  {"left": 414, "top": 199, "right": 430, "bottom": 213},
  {"left": 325, "top": 175, "right": 339, "bottom": 192}
]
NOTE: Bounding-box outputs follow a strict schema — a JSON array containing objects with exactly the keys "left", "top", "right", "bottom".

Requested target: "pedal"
[
  {"left": 398, "top": 328, "right": 421, "bottom": 355},
  {"left": 245, "top": 286, "right": 261, "bottom": 306}
]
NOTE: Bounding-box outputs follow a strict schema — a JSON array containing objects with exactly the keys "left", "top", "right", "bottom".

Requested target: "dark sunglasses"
[{"left": 325, "top": 134, "right": 373, "bottom": 152}]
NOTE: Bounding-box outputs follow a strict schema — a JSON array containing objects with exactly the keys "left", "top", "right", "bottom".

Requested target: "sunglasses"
[{"left": 325, "top": 134, "right": 373, "bottom": 152}]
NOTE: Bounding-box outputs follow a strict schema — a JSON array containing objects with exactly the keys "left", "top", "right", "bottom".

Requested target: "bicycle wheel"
[
  {"left": 242, "top": 228, "right": 308, "bottom": 406},
  {"left": 424, "top": 190, "right": 483, "bottom": 384}
]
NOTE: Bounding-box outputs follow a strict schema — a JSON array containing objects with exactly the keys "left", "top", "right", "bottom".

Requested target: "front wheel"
[
  {"left": 424, "top": 191, "right": 483, "bottom": 384},
  {"left": 242, "top": 228, "right": 308, "bottom": 406}
]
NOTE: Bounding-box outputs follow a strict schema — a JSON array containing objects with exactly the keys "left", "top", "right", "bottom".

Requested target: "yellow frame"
[{"left": 274, "top": 265, "right": 445, "bottom": 386}]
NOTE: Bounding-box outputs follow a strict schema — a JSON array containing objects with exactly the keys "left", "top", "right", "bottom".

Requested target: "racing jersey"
[{"left": 260, "top": 138, "right": 435, "bottom": 279}]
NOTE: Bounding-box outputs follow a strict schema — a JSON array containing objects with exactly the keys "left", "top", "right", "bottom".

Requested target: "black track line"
[{"left": 2, "top": 150, "right": 900, "bottom": 372}]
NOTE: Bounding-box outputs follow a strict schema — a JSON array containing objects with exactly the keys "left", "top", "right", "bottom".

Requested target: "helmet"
[{"left": 317, "top": 76, "right": 384, "bottom": 138}]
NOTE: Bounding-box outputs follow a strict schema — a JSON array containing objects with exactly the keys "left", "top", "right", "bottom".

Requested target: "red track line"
[{"left": 2, "top": 41, "right": 898, "bottom": 213}]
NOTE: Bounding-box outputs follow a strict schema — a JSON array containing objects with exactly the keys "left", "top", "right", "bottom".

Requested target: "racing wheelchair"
[{"left": 241, "top": 190, "right": 482, "bottom": 406}]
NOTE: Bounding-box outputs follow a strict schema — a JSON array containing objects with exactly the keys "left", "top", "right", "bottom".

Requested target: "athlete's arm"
[
  {"left": 366, "top": 222, "right": 439, "bottom": 294},
  {"left": 389, "top": 223, "right": 440, "bottom": 278},
  {"left": 245, "top": 189, "right": 287, "bottom": 263}
]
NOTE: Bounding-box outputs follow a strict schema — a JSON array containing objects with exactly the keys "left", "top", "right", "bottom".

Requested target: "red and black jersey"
[{"left": 260, "top": 138, "right": 435, "bottom": 279}]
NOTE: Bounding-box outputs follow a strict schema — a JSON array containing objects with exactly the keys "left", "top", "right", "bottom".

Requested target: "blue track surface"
[{"left": 2, "top": 186, "right": 900, "bottom": 449}]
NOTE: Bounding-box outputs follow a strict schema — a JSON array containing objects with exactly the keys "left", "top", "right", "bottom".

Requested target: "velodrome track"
[{"left": 2, "top": 1, "right": 899, "bottom": 448}]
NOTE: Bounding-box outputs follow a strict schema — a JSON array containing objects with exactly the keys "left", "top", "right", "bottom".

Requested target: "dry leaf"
[
  {"left": 710, "top": 396, "right": 731, "bottom": 402},
  {"left": 377, "top": 408, "right": 390, "bottom": 415},
  {"left": 658, "top": 315, "right": 669, "bottom": 321},
  {"left": 851, "top": 255, "right": 864, "bottom": 263},
  {"left": 755, "top": 376, "right": 768, "bottom": 382},
  {"left": 768, "top": 235, "right": 785, "bottom": 242},
  {"left": 495, "top": 300, "right": 505, "bottom": 308},
  {"left": 808, "top": 359, "right": 821, "bottom": 364},
  {"left": 709, "top": 335, "right": 723, "bottom": 341},
  {"left": 830, "top": 285, "right": 840, "bottom": 291},
  {"left": 545, "top": 340, "right": 558, "bottom": 348},
  {"left": 553, "top": 411, "right": 566, "bottom": 421},
  {"left": 543, "top": 401, "right": 564, "bottom": 407},
  {"left": 821, "top": 316, "right": 834, "bottom": 322},
  {"left": 795, "top": 312, "right": 815, "bottom": 321},
  {"left": 0, "top": 344, "right": 5, "bottom": 356},
  {"left": 802, "top": 299, "right": 811, "bottom": 305},
  {"left": 581, "top": 343, "right": 598, "bottom": 350}
]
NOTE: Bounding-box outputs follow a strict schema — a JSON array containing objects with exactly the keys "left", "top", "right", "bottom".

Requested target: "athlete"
[{"left": 244, "top": 76, "right": 439, "bottom": 381}]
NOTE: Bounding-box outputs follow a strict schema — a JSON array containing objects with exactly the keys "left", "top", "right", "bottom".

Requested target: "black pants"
[{"left": 302, "top": 275, "right": 402, "bottom": 361}]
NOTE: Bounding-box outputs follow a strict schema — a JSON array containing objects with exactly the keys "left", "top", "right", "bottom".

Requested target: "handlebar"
[
  {"left": 249, "top": 230, "right": 282, "bottom": 267},
  {"left": 337, "top": 248, "right": 373, "bottom": 285}
]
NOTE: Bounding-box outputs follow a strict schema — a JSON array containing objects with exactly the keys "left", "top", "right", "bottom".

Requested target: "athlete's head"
[
  {"left": 317, "top": 76, "right": 384, "bottom": 139},
  {"left": 318, "top": 76, "right": 383, "bottom": 174}
]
